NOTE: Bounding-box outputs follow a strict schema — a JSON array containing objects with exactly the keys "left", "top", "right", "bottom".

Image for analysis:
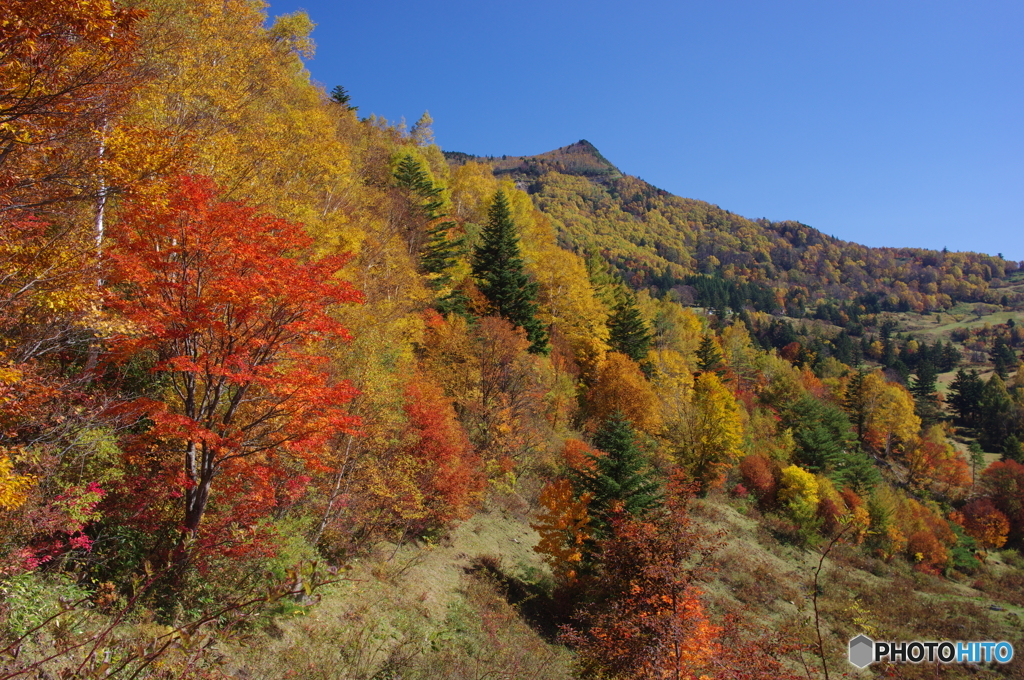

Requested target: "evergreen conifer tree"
[
  {"left": 991, "top": 337, "right": 1017, "bottom": 379},
  {"left": 843, "top": 369, "right": 869, "bottom": 444},
  {"left": 1002, "top": 434, "right": 1023, "bottom": 464},
  {"left": 472, "top": 190, "right": 548, "bottom": 354},
  {"left": 910, "top": 361, "right": 940, "bottom": 425},
  {"left": 939, "top": 341, "right": 962, "bottom": 372},
  {"left": 881, "top": 338, "right": 897, "bottom": 367},
  {"left": 949, "top": 368, "right": 984, "bottom": 428},
  {"left": 833, "top": 331, "right": 855, "bottom": 366},
  {"left": 696, "top": 335, "right": 724, "bottom": 375},
  {"left": 393, "top": 155, "right": 469, "bottom": 315},
  {"left": 329, "top": 85, "right": 357, "bottom": 112},
  {"left": 570, "top": 412, "right": 662, "bottom": 540},
  {"left": 607, "top": 293, "right": 652, "bottom": 362},
  {"left": 978, "top": 374, "right": 1014, "bottom": 451},
  {"left": 784, "top": 395, "right": 857, "bottom": 474},
  {"left": 968, "top": 441, "right": 985, "bottom": 485}
]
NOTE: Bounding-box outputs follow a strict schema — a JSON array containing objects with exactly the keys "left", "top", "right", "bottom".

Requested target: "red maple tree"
[{"left": 107, "top": 175, "right": 361, "bottom": 554}]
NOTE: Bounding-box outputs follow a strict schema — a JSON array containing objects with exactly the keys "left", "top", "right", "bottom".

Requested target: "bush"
[
  {"left": 739, "top": 455, "right": 777, "bottom": 508},
  {"left": 0, "top": 571, "right": 91, "bottom": 638}
]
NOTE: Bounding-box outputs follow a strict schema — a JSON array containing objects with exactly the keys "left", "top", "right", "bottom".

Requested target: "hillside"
[
  {"left": 447, "top": 142, "right": 1022, "bottom": 318},
  {"left": 2, "top": 2, "right": 1024, "bottom": 679}
]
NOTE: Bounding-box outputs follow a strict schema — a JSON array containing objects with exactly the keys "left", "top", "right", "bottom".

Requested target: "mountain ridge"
[{"left": 444, "top": 141, "right": 1021, "bottom": 316}]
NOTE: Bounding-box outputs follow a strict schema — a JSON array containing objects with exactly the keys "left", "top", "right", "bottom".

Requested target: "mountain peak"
[{"left": 443, "top": 140, "right": 622, "bottom": 183}]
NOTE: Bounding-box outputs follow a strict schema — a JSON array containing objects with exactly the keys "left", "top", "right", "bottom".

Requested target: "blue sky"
[{"left": 266, "top": 0, "right": 1024, "bottom": 262}]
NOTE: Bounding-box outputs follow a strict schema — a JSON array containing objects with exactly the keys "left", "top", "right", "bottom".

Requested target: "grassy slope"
[
  {"left": 231, "top": 499, "right": 574, "bottom": 679},
  {"left": 694, "top": 496, "right": 1024, "bottom": 679},
  {"left": 226, "top": 491, "right": 1024, "bottom": 679}
]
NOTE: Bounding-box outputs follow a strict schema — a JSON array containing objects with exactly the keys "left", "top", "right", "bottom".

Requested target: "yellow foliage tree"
[
  {"left": 528, "top": 225, "right": 610, "bottom": 377},
  {"left": 861, "top": 372, "right": 920, "bottom": 455},
  {"left": 646, "top": 299, "right": 705, "bottom": 364},
  {"left": 648, "top": 348, "right": 695, "bottom": 401},
  {"left": 867, "top": 485, "right": 908, "bottom": 561},
  {"left": 663, "top": 372, "right": 743, "bottom": 493},
  {"left": 719, "top": 317, "right": 759, "bottom": 384},
  {"left": 779, "top": 465, "right": 819, "bottom": 510},
  {"left": 448, "top": 161, "right": 499, "bottom": 225},
  {"left": 0, "top": 451, "right": 35, "bottom": 512}
]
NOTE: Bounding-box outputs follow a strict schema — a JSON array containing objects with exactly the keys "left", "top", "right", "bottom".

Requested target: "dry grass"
[
  {"left": 691, "top": 495, "right": 1024, "bottom": 679},
  {"left": 228, "top": 495, "right": 568, "bottom": 679}
]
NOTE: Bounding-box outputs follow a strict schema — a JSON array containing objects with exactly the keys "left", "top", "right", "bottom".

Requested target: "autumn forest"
[{"left": 2, "top": 1, "right": 1024, "bottom": 678}]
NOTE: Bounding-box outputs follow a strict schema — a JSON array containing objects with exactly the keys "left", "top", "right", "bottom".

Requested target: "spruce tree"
[
  {"left": 696, "top": 335, "right": 724, "bottom": 375},
  {"left": 910, "top": 361, "right": 940, "bottom": 425},
  {"left": 329, "top": 85, "right": 357, "bottom": 112},
  {"left": 978, "top": 374, "right": 1014, "bottom": 451},
  {"left": 472, "top": 190, "right": 548, "bottom": 354},
  {"left": 607, "top": 293, "right": 651, "bottom": 362},
  {"left": 784, "top": 394, "right": 856, "bottom": 474},
  {"left": 1002, "top": 435, "right": 1023, "bottom": 464},
  {"left": 939, "top": 341, "right": 962, "bottom": 372},
  {"left": 968, "top": 441, "right": 985, "bottom": 485},
  {"left": 570, "top": 412, "right": 662, "bottom": 540},
  {"left": 843, "top": 369, "right": 869, "bottom": 443},
  {"left": 949, "top": 368, "right": 984, "bottom": 428},
  {"left": 991, "top": 337, "right": 1017, "bottom": 379},
  {"left": 393, "top": 155, "right": 468, "bottom": 315}
]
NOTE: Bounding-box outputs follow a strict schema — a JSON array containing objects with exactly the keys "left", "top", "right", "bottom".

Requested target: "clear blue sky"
[{"left": 266, "top": 0, "right": 1024, "bottom": 262}]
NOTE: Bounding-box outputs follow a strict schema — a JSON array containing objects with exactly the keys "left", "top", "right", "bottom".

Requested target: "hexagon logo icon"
[{"left": 848, "top": 634, "right": 875, "bottom": 668}]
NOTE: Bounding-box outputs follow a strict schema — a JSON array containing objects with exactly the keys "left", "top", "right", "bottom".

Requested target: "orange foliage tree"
[
  {"left": 560, "top": 490, "right": 719, "bottom": 679},
  {"left": 739, "top": 454, "right": 778, "bottom": 508},
  {"left": 107, "top": 175, "right": 360, "bottom": 552},
  {"left": 981, "top": 460, "right": 1024, "bottom": 542},
  {"left": 1, "top": 0, "right": 143, "bottom": 212},
  {"left": 952, "top": 498, "right": 1009, "bottom": 551},
  {"left": 561, "top": 477, "right": 800, "bottom": 679},
  {"left": 903, "top": 426, "right": 970, "bottom": 499},
  {"left": 531, "top": 438, "right": 604, "bottom": 582},
  {"left": 898, "top": 498, "right": 956, "bottom": 573},
  {"left": 585, "top": 352, "right": 661, "bottom": 434},
  {"left": 400, "top": 373, "right": 484, "bottom": 531},
  {"left": 531, "top": 477, "right": 593, "bottom": 583}
]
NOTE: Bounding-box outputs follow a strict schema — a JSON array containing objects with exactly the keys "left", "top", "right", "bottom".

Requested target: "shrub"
[{"left": 739, "top": 454, "right": 777, "bottom": 508}]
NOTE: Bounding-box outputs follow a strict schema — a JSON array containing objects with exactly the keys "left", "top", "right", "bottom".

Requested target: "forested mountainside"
[
  {"left": 448, "top": 141, "right": 1022, "bottom": 318},
  {"left": 2, "top": 1, "right": 1023, "bottom": 678}
]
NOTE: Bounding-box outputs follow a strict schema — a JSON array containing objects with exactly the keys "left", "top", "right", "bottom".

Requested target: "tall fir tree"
[
  {"left": 910, "top": 361, "right": 941, "bottom": 426},
  {"left": 843, "top": 369, "right": 869, "bottom": 444},
  {"left": 695, "top": 335, "right": 724, "bottom": 375},
  {"left": 968, "top": 441, "right": 986, "bottom": 485},
  {"left": 472, "top": 190, "right": 548, "bottom": 354},
  {"left": 1003, "top": 435, "right": 1023, "bottom": 464},
  {"left": 570, "top": 412, "right": 662, "bottom": 541},
  {"left": 329, "top": 84, "right": 357, "bottom": 112},
  {"left": 939, "top": 341, "right": 962, "bottom": 372},
  {"left": 991, "top": 337, "right": 1017, "bottom": 379},
  {"left": 783, "top": 395, "right": 856, "bottom": 474},
  {"left": 607, "top": 293, "right": 652, "bottom": 362},
  {"left": 979, "top": 374, "right": 1015, "bottom": 451},
  {"left": 394, "top": 154, "right": 469, "bottom": 317},
  {"left": 949, "top": 368, "right": 984, "bottom": 428}
]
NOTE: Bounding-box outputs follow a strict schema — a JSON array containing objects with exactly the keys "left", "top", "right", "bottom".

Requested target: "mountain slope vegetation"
[
  {"left": 1, "top": 2, "right": 1023, "bottom": 679},
  {"left": 449, "top": 141, "right": 1021, "bottom": 318}
]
